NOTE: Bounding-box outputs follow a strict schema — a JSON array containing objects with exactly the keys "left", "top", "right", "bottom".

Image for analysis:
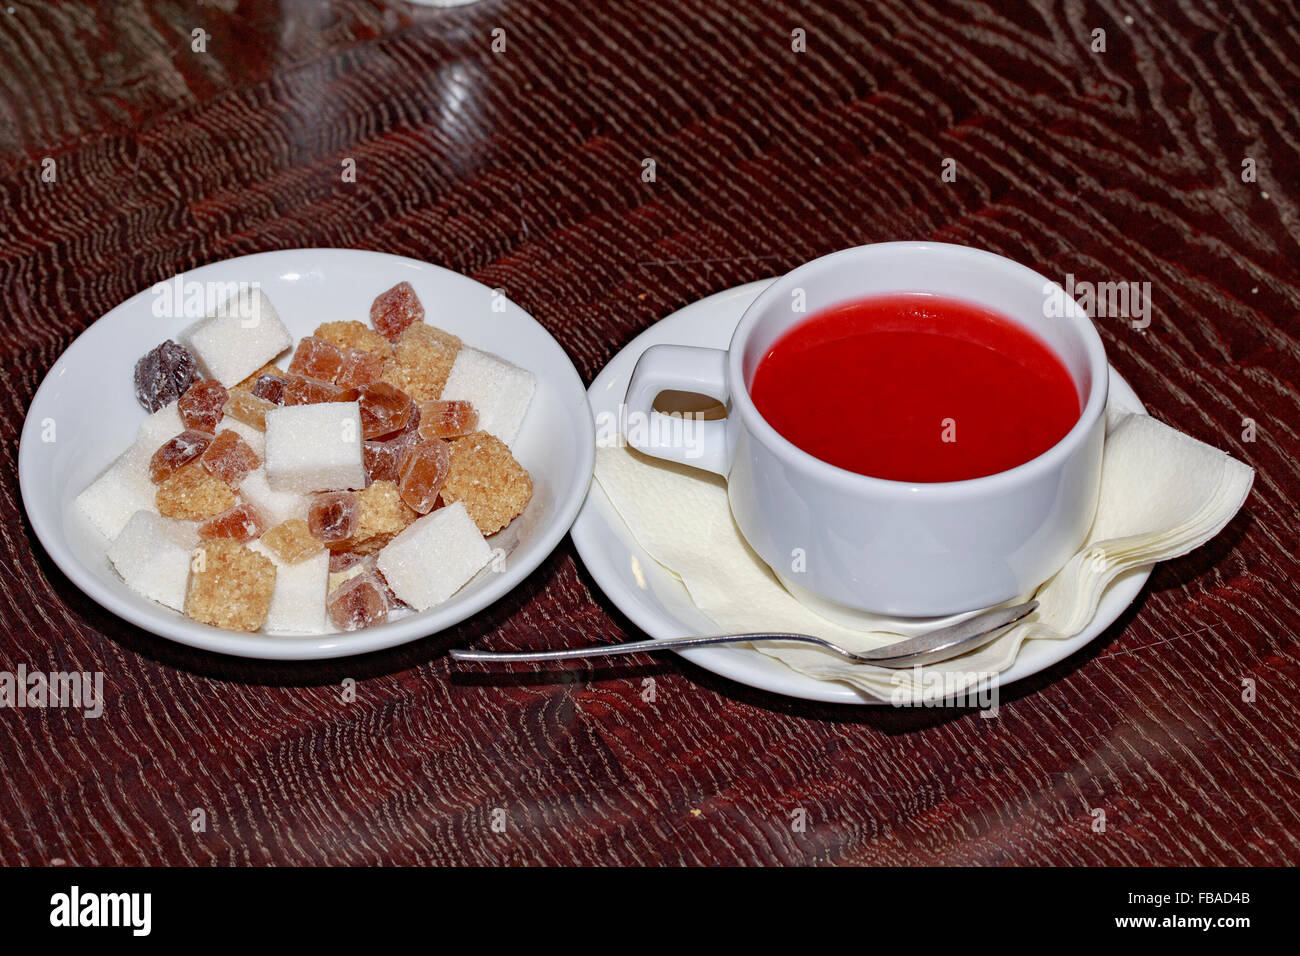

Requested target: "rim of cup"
[{"left": 727, "top": 240, "right": 1109, "bottom": 499}]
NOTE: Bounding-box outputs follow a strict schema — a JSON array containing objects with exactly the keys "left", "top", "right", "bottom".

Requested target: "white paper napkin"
[{"left": 593, "top": 409, "right": 1253, "bottom": 702}]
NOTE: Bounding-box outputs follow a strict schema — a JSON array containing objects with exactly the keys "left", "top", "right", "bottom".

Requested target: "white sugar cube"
[
  {"left": 77, "top": 400, "right": 186, "bottom": 540},
  {"left": 264, "top": 402, "right": 366, "bottom": 493},
  {"left": 439, "top": 346, "right": 535, "bottom": 446},
  {"left": 107, "top": 511, "right": 198, "bottom": 611},
  {"left": 239, "top": 467, "right": 308, "bottom": 526},
  {"left": 249, "top": 541, "right": 330, "bottom": 633},
  {"left": 181, "top": 287, "right": 292, "bottom": 387},
  {"left": 75, "top": 443, "right": 154, "bottom": 539},
  {"left": 137, "top": 400, "right": 184, "bottom": 453},
  {"left": 377, "top": 501, "right": 491, "bottom": 610}
]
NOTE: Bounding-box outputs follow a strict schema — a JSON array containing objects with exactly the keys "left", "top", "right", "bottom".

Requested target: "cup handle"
[{"left": 624, "top": 344, "right": 731, "bottom": 476}]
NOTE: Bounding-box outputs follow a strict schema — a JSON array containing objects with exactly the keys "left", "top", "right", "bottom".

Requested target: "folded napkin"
[{"left": 594, "top": 407, "right": 1254, "bottom": 703}]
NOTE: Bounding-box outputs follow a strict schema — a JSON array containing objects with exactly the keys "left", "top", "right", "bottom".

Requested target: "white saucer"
[
  {"left": 19, "top": 249, "right": 594, "bottom": 660},
  {"left": 570, "top": 281, "right": 1152, "bottom": 704}
]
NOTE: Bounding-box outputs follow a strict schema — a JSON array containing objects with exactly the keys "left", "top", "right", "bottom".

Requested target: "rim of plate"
[
  {"left": 19, "top": 248, "right": 595, "bottom": 660},
  {"left": 570, "top": 280, "right": 1152, "bottom": 705}
]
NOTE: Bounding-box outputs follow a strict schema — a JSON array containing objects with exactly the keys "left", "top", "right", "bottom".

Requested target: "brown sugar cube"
[
  {"left": 336, "top": 347, "right": 385, "bottom": 389},
  {"left": 178, "top": 378, "right": 228, "bottom": 432},
  {"left": 156, "top": 462, "right": 237, "bottom": 520},
  {"left": 149, "top": 429, "right": 213, "bottom": 483},
  {"left": 198, "top": 501, "right": 264, "bottom": 543},
  {"left": 250, "top": 372, "right": 291, "bottom": 405},
  {"left": 370, "top": 281, "right": 425, "bottom": 341},
  {"left": 307, "top": 491, "right": 359, "bottom": 544},
  {"left": 397, "top": 438, "right": 449, "bottom": 514},
  {"left": 224, "top": 389, "right": 276, "bottom": 430},
  {"left": 327, "top": 570, "right": 390, "bottom": 630},
  {"left": 185, "top": 539, "right": 276, "bottom": 631},
  {"left": 261, "top": 518, "right": 325, "bottom": 564},
  {"left": 200, "top": 429, "right": 261, "bottom": 488},
  {"left": 410, "top": 322, "right": 460, "bottom": 353},
  {"left": 357, "top": 381, "right": 417, "bottom": 439},
  {"left": 378, "top": 324, "right": 462, "bottom": 402},
  {"left": 440, "top": 430, "right": 532, "bottom": 535},
  {"left": 282, "top": 375, "right": 353, "bottom": 406},
  {"left": 331, "top": 480, "right": 418, "bottom": 554},
  {"left": 288, "top": 335, "right": 345, "bottom": 383},
  {"left": 417, "top": 399, "right": 478, "bottom": 440},
  {"left": 314, "top": 320, "right": 394, "bottom": 361}
]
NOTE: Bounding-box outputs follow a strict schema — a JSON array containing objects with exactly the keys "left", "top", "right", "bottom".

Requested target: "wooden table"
[{"left": 0, "top": 0, "right": 1295, "bottom": 866}]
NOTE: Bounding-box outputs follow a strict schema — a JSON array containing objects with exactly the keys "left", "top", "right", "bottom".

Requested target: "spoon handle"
[
  {"left": 450, "top": 633, "right": 795, "bottom": 662},
  {"left": 449, "top": 602, "right": 1038, "bottom": 667}
]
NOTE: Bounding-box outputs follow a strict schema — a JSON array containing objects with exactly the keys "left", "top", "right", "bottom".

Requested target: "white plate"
[
  {"left": 571, "top": 281, "right": 1152, "bottom": 704},
  {"left": 19, "top": 249, "right": 594, "bottom": 660}
]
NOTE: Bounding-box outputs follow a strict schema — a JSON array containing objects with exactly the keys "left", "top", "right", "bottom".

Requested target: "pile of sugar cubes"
[{"left": 76, "top": 281, "right": 536, "bottom": 633}]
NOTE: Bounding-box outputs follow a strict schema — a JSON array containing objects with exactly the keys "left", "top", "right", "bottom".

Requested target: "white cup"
[{"left": 624, "top": 241, "right": 1108, "bottom": 619}]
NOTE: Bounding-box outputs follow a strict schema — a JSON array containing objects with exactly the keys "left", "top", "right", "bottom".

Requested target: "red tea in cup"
[{"left": 749, "top": 294, "right": 1080, "bottom": 482}]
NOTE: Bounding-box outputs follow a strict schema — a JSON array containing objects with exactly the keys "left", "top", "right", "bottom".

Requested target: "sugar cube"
[
  {"left": 288, "top": 336, "right": 345, "bottom": 382},
  {"left": 264, "top": 402, "right": 366, "bottom": 493},
  {"left": 107, "top": 511, "right": 198, "bottom": 611},
  {"left": 249, "top": 540, "right": 330, "bottom": 633},
  {"left": 308, "top": 491, "right": 359, "bottom": 543},
  {"left": 417, "top": 399, "right": 478, "bottom": 440},
  {"left": 336, "top": 347, "right": 384, "bottom": 388},
  {"left": 376, "top": 500, "right": 491, "bottom": 610},
  {"left": 239, "top": 467, "right": 309, "bottom": 527},
  {"left": 185, "top": 539, "right": 277, "bottom": 631},
  {"left": 379, "top": 325, "right": 460, "bottom": 401},
  {"left": 315, "top": 320, "right": 393, "bottom": 361},
  {"left": 156, "top": 462, "right": 236, "bottom": 519},
  {"left": 76, "top": 399, "right": 188, "bottom": 538},
  {"left": 397, "top": 439, "right": 450, "bottom": 515},
  {"left": 75, "top": 444, "right": 155, "bottom": 539},
  {"left": 198, "top": 501, "right": 264, "bottom": 542},
  {"left": 332, "top": 480, "right": 417, "bottom": 553},
  {"left": 137, "top": 401, "right": 185, "bottom": 454},
  {"left": 283, "top": 375, "right": 352, "bottom": 406},
  {"left": 181, "top": 287, "right": 293, "bottom": 387},
  {"left": 224, "top": 389, "right": 275, "bottom": 430},
  {"left": 178, "top": 379, "right": 227, "bottom": 432},
  {"left": 438, "top": 346, "right": 535, "bottom": 446},
  {"left": 199, "top": 429, "right": 260, "bottom": 487},
  {"left": 219, "top": 415, "right": 267, "bottom": 461},
  {"left": 441, "top": 431, "right": 532, "bottom": 534},
  {"left": 252, "top": 372, "right": 291, "bottom": 405},
  {"left": 260, "top": 518, "right": 324, "bottom": 564},
  {"left": 370, "top": 282, "right": 425, "bottom": 341},
  {"left": 150, "top": 430, "right": 213, "bottom": 484},
  {"left": 356, "top": 382, "right": 417, "bottom": 439}
]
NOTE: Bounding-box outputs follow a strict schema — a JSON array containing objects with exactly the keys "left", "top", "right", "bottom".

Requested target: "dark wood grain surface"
[{"left": 0, "top": 0, "right": 1297, "bottom": 866}]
